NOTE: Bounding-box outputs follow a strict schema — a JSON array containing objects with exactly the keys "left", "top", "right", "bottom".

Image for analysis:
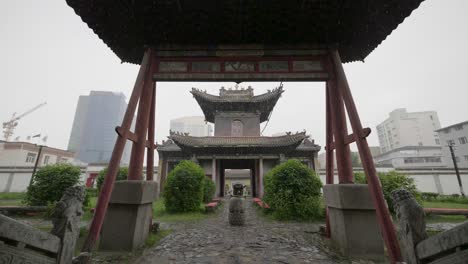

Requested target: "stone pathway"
[{"left": 135, "top": 198, "right": 347, "bottom": 264}]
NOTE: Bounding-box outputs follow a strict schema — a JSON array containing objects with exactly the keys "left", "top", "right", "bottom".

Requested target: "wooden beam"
[
  {"left": 81, "top": 48, "right": 153, "bottom": 258},
  {"left": 115, "top": 126, "right": 156, "bottom": 149},
  {"left": 325, "top": 127, "right": 371, "bottom": 151}
]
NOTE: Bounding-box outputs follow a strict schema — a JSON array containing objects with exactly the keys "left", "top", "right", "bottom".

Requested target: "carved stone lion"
[{"left": 391, "top": 189, "right": 427, "bottom": 264}]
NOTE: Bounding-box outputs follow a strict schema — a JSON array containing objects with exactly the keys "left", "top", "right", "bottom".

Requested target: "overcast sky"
[{"left": 1, "top": 1, "right": 467, "bottom": 161}]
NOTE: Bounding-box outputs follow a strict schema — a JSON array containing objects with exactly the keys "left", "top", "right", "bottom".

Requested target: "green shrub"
[
  {"left": 25, "top": 164, "right": 81, "bottom": 206},
  {"left": 163, "top": 161, "right": 205, "bottom": 213},
  {"left": 353, "top": 170, "right": 421, "bottom": 212},
  {"left": 202, "top": 177, "right": 216, "bottom": 203},
  {"left": 96, "top": 167, "right": 128, "bottom": 192},
  {"left": 263, "top": 159, "right": 323, "bottom": 220}
]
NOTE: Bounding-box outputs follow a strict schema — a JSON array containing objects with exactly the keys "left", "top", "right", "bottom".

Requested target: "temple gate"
[{"left": 66, "top": 1, "right": 427, "bottom": 263}]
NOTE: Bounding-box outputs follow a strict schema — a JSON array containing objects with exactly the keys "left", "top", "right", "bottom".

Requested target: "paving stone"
[{"left": 134, "top": 198, "right": 347, "bottom": 264}]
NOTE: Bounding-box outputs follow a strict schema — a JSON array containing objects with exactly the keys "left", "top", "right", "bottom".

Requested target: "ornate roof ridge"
[{"left": 190, "top": 85, "right": 283, "bottom": 102}]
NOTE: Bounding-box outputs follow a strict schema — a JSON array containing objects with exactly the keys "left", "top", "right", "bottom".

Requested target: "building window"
[
  {"left": 455, "top": 125, "right": 463, "bottom": 131},
  {"left": 25, "top": 153, "right": 37, "bottom": 163},
  {"left": 60, "top": 158, "right": 68, "bottom": 163},
  {"left": 458, "top": 137, "right": 467, "bottom": 145},
  {"left": 424, "top": 157, "right": 441, "bottom": 163},
  {"left": 430, "top": 115, "right": 433, "bottom": 120},
  {"left": 231, "top": 120, "right": 243, "bottom": 136},
  {"left": 444, "top": 129, "right": 450, "bottom": 134},
  {"left": 404, "top": 157, "right": 425, "bottom": 164},
  {"left": 455, "top": 157, "right": 460, "bottom": 163},
  {"left": 447, "top": 139, "right": 455, "bottom": 146},
  {"left": 43, "top": 155, "right": 50, "bottom": 165},
  {"left": 464, "top": 155, "right": 468, "bottom": 161},
  {"left": 435, "top": 138, "right": 440, "bottom": 145},
  {"left": 418, "top": 142, "right": 423, "bottom": 146}
]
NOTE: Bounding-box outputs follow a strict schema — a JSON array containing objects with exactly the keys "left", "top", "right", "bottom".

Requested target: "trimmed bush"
[
  {"left": 354, "top": 171, "right": 421, "bottom": 212},
  {"left": 203, "top": 177, "right": 216, "bottom": 203},
  {"left": 263, "top": 159, "right": 323, "bottom": 220},
  {"left": 96, "top": 167, "right": 128, "bottom": 192},
  {"left": 25, "top": 164, "right": 81, "bottom": 206},
  {"left": 163, "top": 160, "right": 205, "bottom": 213}
]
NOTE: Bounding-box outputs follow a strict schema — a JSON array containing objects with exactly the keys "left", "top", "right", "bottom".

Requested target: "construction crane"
[{"left": 2, "top": 102, "right": 47, "bottom": 141}]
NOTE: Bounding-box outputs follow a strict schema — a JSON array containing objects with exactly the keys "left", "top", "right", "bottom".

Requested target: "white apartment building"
[
  {"left": 436, "top": 120, "right": 468, "bottom": 168},
  {"left": 377, "top": 108, "right": 441, "bottom": 153},
  {"left": 0, "top": 141, "right": 76, "bottom": 167},
  {"left": 170, "top": 116, "right": 213, "bottom": 137}
]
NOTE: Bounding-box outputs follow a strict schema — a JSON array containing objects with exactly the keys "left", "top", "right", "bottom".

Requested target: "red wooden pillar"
[
  {"left": 325, "top": 83, "right": 335, "bottom": 238},
  {"left": 329, "top": 49, "right": 403, "bottom": 263},
  {"left": 81, "top": 49, "right": 153, "bottom": 255},
  {"left": 128, "top": 56, "right": 156, "bottom": 180},
  {"left": 327, "top": 76, "right": 354, "bottom": 183},
  {"left": 146, "top": 82, "right": 156, "bottom": 181}
]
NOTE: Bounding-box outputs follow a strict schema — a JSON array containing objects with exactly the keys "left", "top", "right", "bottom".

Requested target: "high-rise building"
[
  {"left": 376, "top": 108, "right": 441, "bottom": 153},
  {"left": 170, "top": 116, "right": 213, "bottom": 137},
  {"left": 436, "top": 120, "right": 468, "bottom": 168},
  {"left": 68, "top": 91, "right": 132, "bottom": 164}
]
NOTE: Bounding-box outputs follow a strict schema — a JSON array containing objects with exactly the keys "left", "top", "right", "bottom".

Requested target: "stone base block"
[
  {"left": 99, "top": 180, "right": 158, "bottom": 251},
  {"left": 323, "top": 184, "right": 384, "bottom": 259}
]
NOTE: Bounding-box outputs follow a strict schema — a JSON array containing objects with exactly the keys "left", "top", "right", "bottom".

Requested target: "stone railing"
[
  {"left": 391, "top": 189, "right": 468, "bottom": 264},
  {"left": 0, "top": 186, "right": 85, "bottom": 264}
]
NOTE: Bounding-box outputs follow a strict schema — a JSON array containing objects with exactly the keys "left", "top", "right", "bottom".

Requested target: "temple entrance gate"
[{"left": 79, "top": 45, "right": 403, "bottom": 263}]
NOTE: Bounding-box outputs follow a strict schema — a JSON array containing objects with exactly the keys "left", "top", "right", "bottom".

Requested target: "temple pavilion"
[{"left": 157, "top": 85, "right": 320, "bottom": 197}]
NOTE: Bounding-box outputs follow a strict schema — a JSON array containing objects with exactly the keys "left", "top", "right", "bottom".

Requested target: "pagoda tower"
[{"left": 157, "top": 85, "right": 320, "bottom": 197}]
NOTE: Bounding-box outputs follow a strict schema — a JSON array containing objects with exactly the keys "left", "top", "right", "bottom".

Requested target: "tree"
[
  {"left": 25, "top": 164, "right": 81, "bottom": 206},
  {"left": 263, "top": 159, "right": 323, "bottom": 220},
  {"left": 163, "top": 161, "right": 205, "bottom": 213},
  {"left": 96, "top": 167, "right": 128, "bottom": 192},
  {"left": 354, "top": 170, "right": 421, "bottom": 212}
]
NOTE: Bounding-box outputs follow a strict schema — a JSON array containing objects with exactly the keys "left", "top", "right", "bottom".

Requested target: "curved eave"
[
  {"left": 170, "top": 133, "right": 308, "bottom": 149},
  {"left": 191, "top": 89, "right": 283, "bottom": 123}
]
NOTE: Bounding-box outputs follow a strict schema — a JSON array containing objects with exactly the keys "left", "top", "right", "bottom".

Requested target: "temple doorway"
[
  {"left": 218, "top": 159, "right": 256, "bottom": 197},
  {"left": 224, "top": 169, "right": 252, "bottom": 197}
]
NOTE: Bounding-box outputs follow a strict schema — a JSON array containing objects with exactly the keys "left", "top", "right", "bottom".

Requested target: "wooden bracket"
[
  {"left": 325, "top": 127, "right": 371, "bottom": 151},
  {"left": 115, "top": 126, "right": 157, "bottom": 149}
]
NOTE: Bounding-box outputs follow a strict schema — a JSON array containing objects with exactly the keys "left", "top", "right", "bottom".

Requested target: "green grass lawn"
[
  {"left": 152, "top": 199, "right": 216, "bottom": 223},
  {"left": 0, "top": 192, "right": 26, "bottom": 206},
  {"left": 422, "top": 200, "right": 468, "bottom": 223},
  {"left": 422, "top": 201, "right": 468, "bottom": 209}
]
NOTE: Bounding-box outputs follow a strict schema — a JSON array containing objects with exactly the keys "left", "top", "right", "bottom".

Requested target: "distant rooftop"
[{"left": 435, "top": 120, "right": 468, "bottom": 132}]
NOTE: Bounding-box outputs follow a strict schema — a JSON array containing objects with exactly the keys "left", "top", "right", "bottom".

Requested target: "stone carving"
[
  {"left": 228, "top": 197, "right": 245, "bottom": 226},
  {"left": 391, "top": 189, "right": 428, "bottom": 264},
  {"left": 0, "top": 186, "right": 85, "bottom": 264},
  {"left": 51, "top": 186, "right": 86, "bottom": 264}
]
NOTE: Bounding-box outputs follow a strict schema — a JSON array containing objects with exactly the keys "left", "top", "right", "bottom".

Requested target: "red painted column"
[
  {"left": 327, "top": 77, "right": 353, "bottom": 183},
  {"left": 146, "top": 82, "right": 156, "bottom": 181},
  {"left": 330, "top": 49, "right": 403, "bottom": 263},
  {"left": 81, "top": 49, "right": 153, "bottom": 255},
  {"left": 128, "top": 55, "right": 156, "bottom": 180},
  {"left": 325, "top": 83, "right": 335, "bottom": 238}
]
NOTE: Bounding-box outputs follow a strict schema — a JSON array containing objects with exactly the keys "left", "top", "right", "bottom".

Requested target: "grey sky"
[{"left": 1, "top": 0, "right": 467, "bottom": 160}]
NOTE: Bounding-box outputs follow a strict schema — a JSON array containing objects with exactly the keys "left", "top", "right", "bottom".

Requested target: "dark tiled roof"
[
  {"left": 170, "top": 132, "right": 308, "bottom": 148},
  {"left": 65, "top": 0, "right": 425, "bottom": 64},
  {"left": 191, "top": 87, "right": 283, "bottom": 122}
]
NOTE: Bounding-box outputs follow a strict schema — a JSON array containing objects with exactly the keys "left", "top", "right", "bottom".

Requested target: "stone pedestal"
[
  {"left": 323, "top": 184, "right": 384, "bottom": 259},
  {"left": 99, "top": 180, "right": 158, "bottom": 251}
]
